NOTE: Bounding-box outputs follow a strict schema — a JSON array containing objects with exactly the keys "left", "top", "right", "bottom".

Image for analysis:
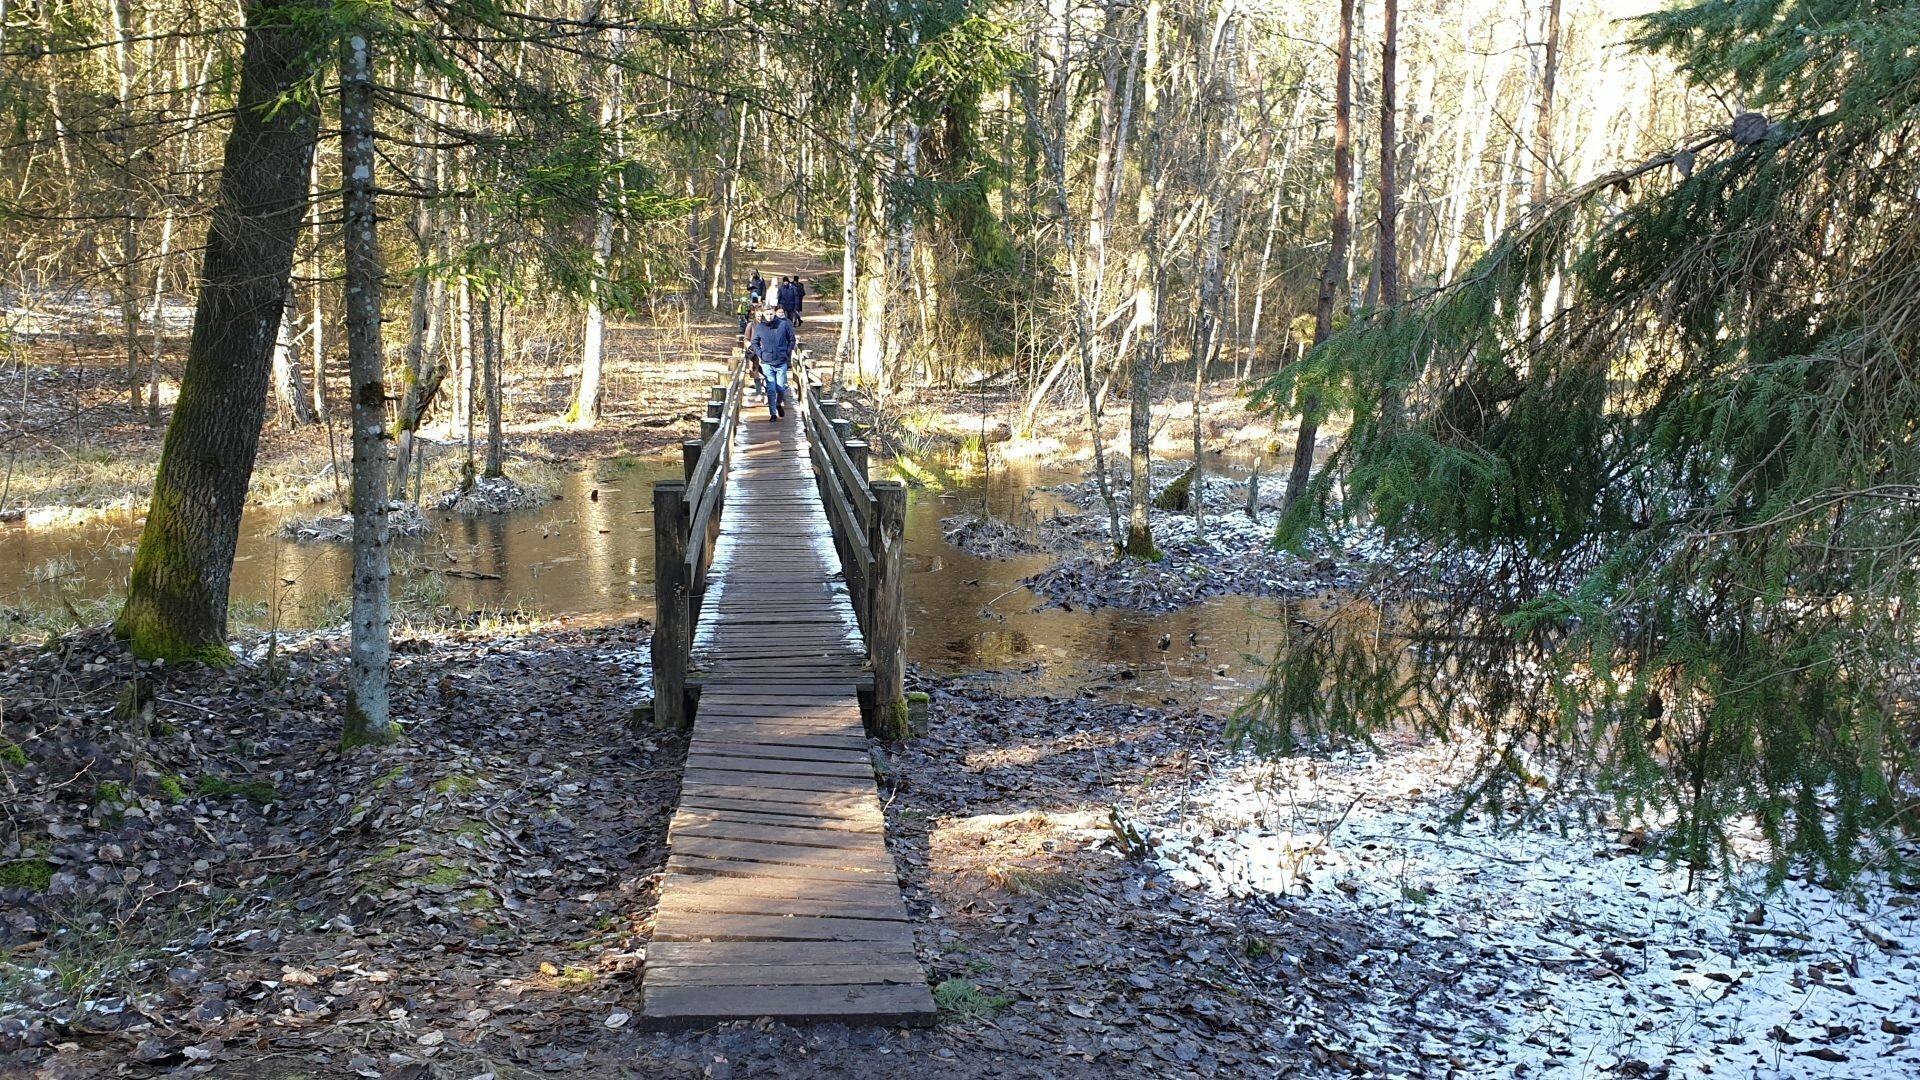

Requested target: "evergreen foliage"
[{"left": 1246, "top": 0, "right": 1920, "bottom": 883}]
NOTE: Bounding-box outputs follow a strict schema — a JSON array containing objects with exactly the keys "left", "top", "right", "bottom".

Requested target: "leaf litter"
[{"left": 2, "top": 613, "right": 1913, "bottom": 1078}]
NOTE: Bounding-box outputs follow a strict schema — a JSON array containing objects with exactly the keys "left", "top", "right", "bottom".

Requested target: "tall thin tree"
[
  {"left": 1284, "top": 0, "right": 1354, "bottom": 511},
  {"left": 340, "top": 23, "right": 395, "bottom": 746}
]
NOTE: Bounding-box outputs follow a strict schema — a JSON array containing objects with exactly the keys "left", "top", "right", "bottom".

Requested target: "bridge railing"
[
  {"left": 795, "top": 354, "right": 909, "bottom": 738},
  {"left": 650, "top": 354, "right": 749, "bottom": 728}
]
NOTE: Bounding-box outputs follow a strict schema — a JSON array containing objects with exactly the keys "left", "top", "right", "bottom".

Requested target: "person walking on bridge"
[
  {"left": 749, "top": 306, "right": 796, "bottom": 421},
  {"left": 748, "top": 271, "right": 767, "bottom": 304}
]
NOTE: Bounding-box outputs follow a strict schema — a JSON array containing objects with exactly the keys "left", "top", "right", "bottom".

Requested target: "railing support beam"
[
  {"left": 866, "top": 480, "right": 908, "bottom": 739},
  {"left": 652, "top": 480, "right": 691, "bottom": 730}
]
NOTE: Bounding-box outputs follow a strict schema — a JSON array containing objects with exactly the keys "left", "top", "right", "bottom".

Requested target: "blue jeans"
[{"left": 761, "top": 361, "right": 789, "bottom": 415}]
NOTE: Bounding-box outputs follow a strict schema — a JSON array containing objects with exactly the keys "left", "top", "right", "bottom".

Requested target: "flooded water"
[
  {"left": 0, "top": 458, "right": 682, "bottom": 632},
  {"left": 2, "top": 452, "right": 1284, "bottom": 708}
]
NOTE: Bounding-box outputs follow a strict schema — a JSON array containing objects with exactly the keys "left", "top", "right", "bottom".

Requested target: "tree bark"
[
  {"left": 1379, "top": 0, "right": 1399, "bottom": 308},
  {"left": 482, "top": 287, "right": 504, "bottom": 478},
  {"left": 1531, "top": 0, "right": 1562, "bottom": 206},
  {"left": 114, "top": 0, "right": 321, "bottom": 662},
  {"left": 340, "top": 25, "right": 395, "bottom": 746},
  {"left": 1125, "top": 0, "right": 1161, "bottom": 558},
  {"left": 270, "top": 287, "right": 314, "bottom": 425},
  {"left": 392, "top": 73, "right": 444, "bottom": 494},
  {"left": 1284, "top": 0, "right": 1354, "bottom": 511}
]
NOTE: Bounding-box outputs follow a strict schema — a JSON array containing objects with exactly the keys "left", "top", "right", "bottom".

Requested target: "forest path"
[{"left": 640, "top": 328, "right": 934, "bottom": 1028}]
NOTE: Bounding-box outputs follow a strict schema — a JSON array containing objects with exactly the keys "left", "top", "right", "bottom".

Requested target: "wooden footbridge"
[{"left": 643, "top": 352, "right": 933, "bottom": 1027}]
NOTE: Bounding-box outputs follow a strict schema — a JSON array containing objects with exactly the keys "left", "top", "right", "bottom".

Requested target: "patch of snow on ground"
[{"left": 1133, "top": 741, "right": 1920, "bottom": 1078}]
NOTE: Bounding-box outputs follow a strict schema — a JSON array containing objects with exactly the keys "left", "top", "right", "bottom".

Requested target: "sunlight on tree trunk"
[
  {"left": 114, "top": 0, "right": 320, "bottom": 663},
  {"left": 340, "top": 27, "right": 395, "bottom": 748}
]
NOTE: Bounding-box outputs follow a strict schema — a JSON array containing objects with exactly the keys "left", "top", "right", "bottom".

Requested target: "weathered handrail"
[
  {"left": 651, "top": 353, "right": 748, "bottom": 729},
  {"left": 795, "top": 353, "right": 907, "bottom": 736}
]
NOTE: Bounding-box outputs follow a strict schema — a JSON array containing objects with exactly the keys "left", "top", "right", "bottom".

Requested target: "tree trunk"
[
  {"left": 1531, "top": 0, "right": 1562, "bottom": 206},
  {"left": 1124, "top": 0, "right": 1162, "bottom": 559},
  {"left": 1284, "top": 0, "right": 1353, "bottom": 511},
  {"left": 308, "top": 150, "right": 328, "bottom": 421},
  {"left": 114, "top": 0, "right": 321, "bottom": 662},
  {"left": 1379, "top": 0, "right": 1399, "bottom": 309},
  {"left": 270, "top": 287, "right": 314, "bottom": 425},
  {"left": 834, "top": 95, "right": 861, "bottom": 384},
  {"left": 340, "top": 26, "right": 395, "bottom": 746},
  {"left": 109, "top": 0, "right": 143, "bottom": 415},
  {"left": 572, "top": 24, "right": 621, "bottom": 427},
  {"left": 392, "top": 74, "right": 444, "bottom": 494},
  {"left": 482, "top": 288, "right": 504, "bottom": 478}
]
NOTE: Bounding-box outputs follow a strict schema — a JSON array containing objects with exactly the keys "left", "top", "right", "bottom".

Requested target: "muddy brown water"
[{"left": 1, "top": 455, "right": 1286, "bottom": 707}]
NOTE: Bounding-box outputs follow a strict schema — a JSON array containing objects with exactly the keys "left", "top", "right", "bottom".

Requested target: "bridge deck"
[{"left": 642, "top": 413, "right": 935, "bottom": 1028}]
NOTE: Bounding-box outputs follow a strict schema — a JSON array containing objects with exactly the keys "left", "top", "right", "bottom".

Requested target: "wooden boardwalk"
[{"left": 642, "top": 412, "right": 935, "bottom": 1028}]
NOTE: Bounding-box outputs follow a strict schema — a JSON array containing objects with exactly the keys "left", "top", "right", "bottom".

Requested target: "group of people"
[{"left": 737, "top": 270, "right": 805, "bottom": 422}]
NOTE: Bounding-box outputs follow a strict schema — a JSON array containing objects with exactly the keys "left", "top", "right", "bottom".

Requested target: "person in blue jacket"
[{"left": 748, "top": 306, "right": 796, "bottom": 420}]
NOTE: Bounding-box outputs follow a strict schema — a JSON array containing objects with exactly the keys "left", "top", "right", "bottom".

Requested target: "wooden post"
[
  {"left": 682, "top": 439, "right": 703, "bottom": 482},
  {"left": 867, "top": 480, "right": 908, "bottom": 738},
  {"left": 832, "top": 417, "right": 853, "bottom": 449},
  {"left": 820, "top": 398, "right": 841, "bottom": 423},
  {"left": 652, "top": 481, "right": 691, "bottom": 730},
  {"left": 710, "top": 384, "right": 727, "bottom": 405},
  {"left": 845, "top": 439, "right": 869, "bottom": 482}
]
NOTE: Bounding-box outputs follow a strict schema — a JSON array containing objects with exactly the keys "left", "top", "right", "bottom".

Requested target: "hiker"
[
  {"left": 790, "top": 277, "right": 806, "bottom": 325},
  {"left": 735, "top": 293, "right": 754, "bottom": 333},
  {"left": 748, "top": 306, "right": 796, "bottom": 420},
  {"left": 776, "top": 277, "right": 800, "bottom": 323},
  {"left": 747, "top": 271, "right": 766, "bottom": 303}
]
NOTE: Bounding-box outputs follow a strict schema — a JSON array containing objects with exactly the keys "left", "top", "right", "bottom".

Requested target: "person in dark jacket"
[
  {"left": 747, "top": 271, "right": 767, "bottom": 303},
  {"left": 748, "top": 307, "right": 796, "bottom": 420},
  {"left": 790, "top": 278, "right": 806, "bottom": 325}
]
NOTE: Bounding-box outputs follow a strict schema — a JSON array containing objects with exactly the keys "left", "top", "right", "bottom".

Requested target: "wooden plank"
[
  {"left": 652, "top": 913, "right": 913, "bottom": 943},
  {"left": 675, "top": 796, "right": 883, "bottom": 829},
  {"left": 666, "top": 852, "right": 895, "bottom": 885},
  {"left": 684, "top": 752, "right": 872, "bottom": 779},
  {"left": 676, "top": 781, "right": 879, "bottom": 807},
  {"left": 681, "top": 768, "right": 873, "bottom": 795},
  {"left": 654, "top": 887, "right": 907, "bottom": 922},
  {"left": 641, "top": 980, "right": 934, "bottom": 1028},
  {"left": 647, "top": 940, "right": 917, "bottom": 968},
  {"left": 670, "top": 810, "right": 884, "bottom": 842},
  {"left": 645, "top": 963, "right": 923, "bottom": 988},
  {"left": 682, "top": 741, "right": 866, "bottom": 764},
  {"left": 670, "top": 834, "right": 893, "bottom": 872}
]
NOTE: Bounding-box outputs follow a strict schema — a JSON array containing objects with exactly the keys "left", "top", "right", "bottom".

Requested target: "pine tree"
[{"left": 1247, "top": 0, "right": 1920, "bottom": 883}]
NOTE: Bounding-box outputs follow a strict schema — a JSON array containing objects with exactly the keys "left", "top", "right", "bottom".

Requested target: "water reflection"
[
  {"left": 0, "top": 458, "right": 681, "bottom": 630},
  {"left": 902, "top": 457, "right": 1286, "bottom": 709},
  {"left": 4, "top": 452, "right": 1282, "bottom": 710}
]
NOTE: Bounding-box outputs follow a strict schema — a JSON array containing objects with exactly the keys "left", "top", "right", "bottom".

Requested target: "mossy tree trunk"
[
  {"left": 113, "top": 0, "right": 322, "bottom": 663},
  {"left": 340, "top": 25, "right": 396, "bottom": 747}
]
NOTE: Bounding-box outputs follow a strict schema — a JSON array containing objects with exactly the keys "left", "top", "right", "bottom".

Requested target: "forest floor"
[
  {"left": 5, "top": 621, "right": 1915, "bottom": 1080},
  {"left": 8, "top": 261, "right": 1916, "bottom": 1080}
]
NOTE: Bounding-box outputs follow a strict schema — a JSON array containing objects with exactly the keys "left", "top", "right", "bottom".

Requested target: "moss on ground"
[
  {"left": 195, "top": 775, "right": 279, "bottom": 803},
  {"left": 0, "top": 857, "right": 55, "bottom": 891}
]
